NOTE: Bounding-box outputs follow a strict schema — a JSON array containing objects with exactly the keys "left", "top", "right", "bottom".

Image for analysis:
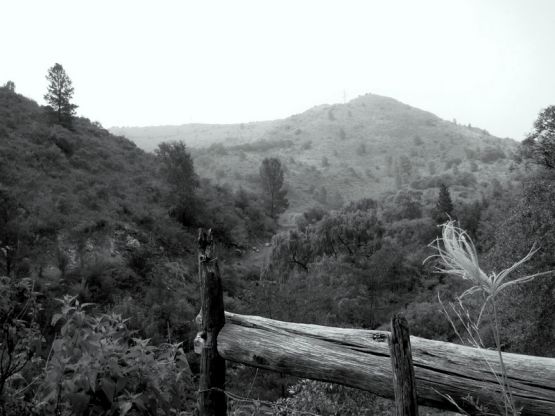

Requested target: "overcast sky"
[{"left": 2, "top": 0, "right": 554, "bottom": 140}]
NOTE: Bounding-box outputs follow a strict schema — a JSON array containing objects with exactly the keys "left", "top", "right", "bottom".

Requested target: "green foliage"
[
  {"left": 260, "top": 206, "right": 437, "bottom": 329},
  {"left": 235, "top": 139, "right": 294, "bottom": 153},
  {"left": 430, "top": 221, "right": 554, "bottom": 415},
  {"left": 457, "top": 200, "right": 483, "bottom": 242},
  {"left": 3, "top": 81, "right": 15, "bottom": 92},
  {"left": 156, "top": 141, "right": 199, "bottom": 226},
  {"left": 0, "top": 188, "right": 24, "bottom": 276},
  {"left": 383, "top": 190, "right": 423, "bottom": 221},
  {"left": 444, "top": 157, "right": 462, "bottom": 170},
  {"left": 117, "top": 92, "right": 518, "bottom": 215},
  {"left": 398, "top": 155, "right": 413, "bottom": 182},
  {"left": 44, "top": 63, "right": 78, "bottom": 127},
  {"left": 520, "top": 105, "right": 555, "bottom": 169},
  {"left": 404, "top": 301, "right": 454, "bottom": 341},
  {"left": 411, "top": 172, "right": 477, "bottom": 190},
  {"left": 0, "top": 277, "right": 43, "bottom": 414},
  {"left": 275, "top": 379, "right": 383, "bottom": 415},
  {"left": 479, "top": 146, "right": 506, "bottom": 163},
  {"left": 1, "top": 73, "right": 545, "bottom": 415},
  {"left": 485, "top": 175, "right": 555, "bottom": 356},
  {"left": 432, "top": 183, "right": 455, "bottom": 224},
  {"left": 196, "top": 182, "right": 275, "bottom": 246},
  {"left": 314, "top": 186, "right": 327, "bottom": 205},
  {"left": 295, "top": 206, "right": 327, "bottom": 231},
  {"left": 39, "top": 296, "right": 193, "bottom": 415},
  {"left": 259, "top": 158, "right": 289, "bottom": 220}
]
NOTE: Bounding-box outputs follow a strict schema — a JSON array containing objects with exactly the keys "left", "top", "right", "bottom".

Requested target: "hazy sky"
[{"left": 2, "top": 0, "right": 554, "bottom": 139}]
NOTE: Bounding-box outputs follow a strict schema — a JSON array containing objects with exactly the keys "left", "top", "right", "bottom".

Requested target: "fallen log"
[{"left": 218, "top": 312, "right": 555, "bottom": 416}]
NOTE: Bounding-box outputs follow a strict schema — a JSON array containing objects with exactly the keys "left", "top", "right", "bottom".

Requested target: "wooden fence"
[{"left": 195, "top": 230, "right": 555, "bottom": 416}]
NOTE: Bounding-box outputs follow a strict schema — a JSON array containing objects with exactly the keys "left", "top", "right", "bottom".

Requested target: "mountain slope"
[
  {"left": 0, "top": 86, "right": 276, "bottom": 270},
  {"left": 0, "top": 88, "right": 163, "bottom": 236},
  {"left": 114, "top": 94, "right": 519, "bottom": 219}
]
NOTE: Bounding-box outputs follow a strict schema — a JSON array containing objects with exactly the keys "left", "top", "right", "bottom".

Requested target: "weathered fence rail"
[
  {"left": 195, "top": 230, "right": 555, "bottom": 416},
  {"left": 218, "top": 312, "right": 555, "bottom": 416}
]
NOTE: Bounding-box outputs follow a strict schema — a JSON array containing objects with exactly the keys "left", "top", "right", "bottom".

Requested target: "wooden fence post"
[
  {"left": 196, "top": 229, "right": 227, "bottom": 416},
  {"left": 389, "top": 313, "right": 419, "bottom": 416}
]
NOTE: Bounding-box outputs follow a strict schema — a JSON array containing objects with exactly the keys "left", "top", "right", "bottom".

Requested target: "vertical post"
[
  {"left": 388, "top": 313, "right": 419, "bottom": 416},
  {"left": 197, "top": 229, "right": 227, "bottom": 416}
]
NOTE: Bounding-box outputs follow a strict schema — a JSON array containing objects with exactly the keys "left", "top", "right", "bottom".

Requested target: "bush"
[
  {"left": 479, "top": 146, "right": 505, "bottom": 163},
  {"left": 39, "top": 296, "right": 194, "bottom": 415},
  {"left": 234, "top": 139, "right": 294, "bottom": 153},
  {"left": 0, "top": 277, "right": 44, "bottom": 412}
]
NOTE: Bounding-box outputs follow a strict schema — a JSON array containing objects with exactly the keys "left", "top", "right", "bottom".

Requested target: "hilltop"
[{"left": 114, "top": 94, "right": 519, "bottom": 218}]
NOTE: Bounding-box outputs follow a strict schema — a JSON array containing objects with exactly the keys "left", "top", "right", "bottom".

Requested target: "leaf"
[
  {"left": 133, "top": 395, "right": 147, "bottom": 411},
  {"left": 119, "top": 401, "right": 133, "bottom": 416},
  {"left": 67, "top": 392, "right": 90, "bottom": 416},
  {"left": 52, "top": 339, "right": 64, "bottom": 353},
  {"left": 101, "top": 378, "right": 116, "bottom": 404},
  {"left": 51, "top": 313, "right": 63, "bottom": 326},
  {"left": 115, "top": 376, "right": 127, "bottom": 394}
]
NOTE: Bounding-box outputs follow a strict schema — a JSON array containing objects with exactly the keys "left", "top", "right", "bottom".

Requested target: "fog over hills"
[
  {"left": 111, "top": 93, "right": 516, "bottom": 150},
  {"left": 110, "top": 120, "right": 279, "bottom": 152},
  {"left": 3, "top": 1, "right": 554, "bottom": 412},
  {"left": 113, "top": 94, "right": 518, "bottom": 219}
]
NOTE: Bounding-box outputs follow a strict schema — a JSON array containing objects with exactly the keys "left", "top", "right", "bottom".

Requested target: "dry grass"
[{"left": 427, "top": 221, "right": 553, "bottom": 416}]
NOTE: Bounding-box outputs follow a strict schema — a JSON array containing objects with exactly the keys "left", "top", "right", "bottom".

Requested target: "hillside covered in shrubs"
[
  {"left": 1, "top": 82, "right": 554, "bottom": 415},
  {"left": 115, "top": 94, "right": 520, "bottom": 218}
]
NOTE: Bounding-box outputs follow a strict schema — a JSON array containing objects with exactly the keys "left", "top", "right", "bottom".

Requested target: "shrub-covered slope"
[
  {"left": 0, "top": 87, "right": 163, "bottom": 236},
  {"left": 114, "top": 94, "right": 519, "bottom": 218}
]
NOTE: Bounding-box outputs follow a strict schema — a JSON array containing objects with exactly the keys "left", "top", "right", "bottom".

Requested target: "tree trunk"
[
  {"left": 197, "top": 229, "right": 226, "bottom": 416},
  {"left": 389, "top": 314, "right": 419, "bottom": 416}
]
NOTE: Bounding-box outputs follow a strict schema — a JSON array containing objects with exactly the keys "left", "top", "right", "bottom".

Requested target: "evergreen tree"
[
  {"left": 259, "top": 158, "right": 289, "bottom": 220},
  {"left": 3, "top": 81, "right": 15, "bottom": 92},
  {"left": 44, "top": 63, "right": 78, "bottom": 126},
  {"left": 432, "top": 183, "right": 454, "bottom": 224},
  {"left": 156, "top": 141, "right": 199, "bottom": 225}
]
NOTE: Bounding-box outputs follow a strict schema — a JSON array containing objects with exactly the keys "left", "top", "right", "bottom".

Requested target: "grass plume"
[{"left": 426, "top": 220, "right": 553, "bottom": 416}]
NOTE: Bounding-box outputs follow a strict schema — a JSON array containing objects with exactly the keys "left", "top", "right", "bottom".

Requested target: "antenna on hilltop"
[{"left": 343, "top": 89, "right": 347, "bottom": 104}]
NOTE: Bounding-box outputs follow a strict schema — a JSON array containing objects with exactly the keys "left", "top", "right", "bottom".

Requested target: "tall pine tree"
[
  {"left": 44, "top": 63, "right": 78, "bottom": 126},
  {"left": 432, "top": 183, "right": 454, "bottom": 224},
  {"left": 259, "top": 158, "right": 289, "bottom": 220}
]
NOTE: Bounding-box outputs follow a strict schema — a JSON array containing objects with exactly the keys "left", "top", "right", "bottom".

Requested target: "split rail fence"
[{"left": 194, "top": 230, "right": 555, "bottom": 416}]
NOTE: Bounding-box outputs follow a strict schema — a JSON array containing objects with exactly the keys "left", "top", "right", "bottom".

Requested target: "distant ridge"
[{"left": 112, "top": 93, "right": 518, "bottom": 216}]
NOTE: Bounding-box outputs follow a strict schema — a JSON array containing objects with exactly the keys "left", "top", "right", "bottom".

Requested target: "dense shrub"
[{"left": 479, "top": 146, "right": 505, "bottom": 163}]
